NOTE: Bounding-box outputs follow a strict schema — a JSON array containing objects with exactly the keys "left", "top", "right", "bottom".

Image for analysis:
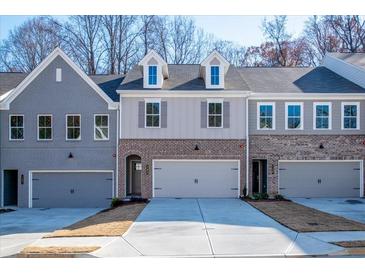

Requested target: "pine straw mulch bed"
[
  {"left": 245, "top": 199, "right": 365, "bottom": 233},
  {"left": 44, "top": 202, "right": 147, "bottom": 238},
  {"left": 20, "top": 246, "right": 100, "bottom": 255}
]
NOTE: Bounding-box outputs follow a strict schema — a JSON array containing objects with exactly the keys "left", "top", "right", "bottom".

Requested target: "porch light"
[
  {"left": 194, "top": 145, "right": 200, "bottom": 151},
  {"left": 68, "top": 152, "right": 74, "bottom": 159},
  {"left": 319, "top": 144, "right": 324, "bottom": 149}
]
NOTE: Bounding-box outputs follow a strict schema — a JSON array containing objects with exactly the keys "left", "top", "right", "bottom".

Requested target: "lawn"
[{"left": 246, "top": 200, "right": 365, "bottom": 232}]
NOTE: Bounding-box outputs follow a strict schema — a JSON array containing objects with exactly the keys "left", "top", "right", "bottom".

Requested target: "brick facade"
[
  {"left": 249, "top": 135, "right": 365, "bottom": 196},
  {"left": 118, "top": 139, "right": 246, "bottom": 198}
]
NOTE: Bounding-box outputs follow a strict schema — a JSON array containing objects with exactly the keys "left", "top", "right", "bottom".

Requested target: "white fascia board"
[
  {"left": 248, "top": 92, "right": 365, "bottom": 100},
  {"left": 201, "top": 50, "right": 230, "bottom": 68},
  {"left": 1, "top": 48, "right": 118, "bottom": 110},
  {"left": 118, "top": 90, "right": 251, "bottom": 98},
  {"left": 324, "top": 54, "right": 365, "bottom": 75}
]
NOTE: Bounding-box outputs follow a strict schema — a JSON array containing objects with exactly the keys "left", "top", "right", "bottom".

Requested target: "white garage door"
[
  {"left": 279, "top": 161, "right": 362, "bottom": 198},
  {"left": 153, "top": 160, "right": 240, "bottom": 198}
]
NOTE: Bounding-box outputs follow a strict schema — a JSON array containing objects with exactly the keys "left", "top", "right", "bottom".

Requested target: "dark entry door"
[
  {"left": 4, "top": 170, "right": 18, "bottom": 206},
  {"left": 252, "top": 162, "right": 259, "bottom": 193},
  {"left": 131, "top": 160, "right": 142, "bottom": 196}
]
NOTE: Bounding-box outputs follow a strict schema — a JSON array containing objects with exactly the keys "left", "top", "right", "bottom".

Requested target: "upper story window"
[
  {"left": 257, "top": 102, "right": 275, "bottom": 130},
  {"left": 94, "top": 114, "right": 109, "bottom": 140},
  {"left": 66, "top": 114, "right": 81, "bottom": 140},
  {"left": 145, "top": 101, "right": 160, "bottom": 128},
  {"left": 38, "top": 114, "right": 52, "bottom": 141},
  {"left": 148, "top": 65, "right": 157, "bottom": 85},
  {"left": 285, "top": 102, "right": 303, "bottom": 130},
  {"left": 211, "top": 66, "right": 220, "bottom": 85},
  {"left": 342, "top": 102, "right": 360, "bottom": 130},
  {"left": 208, "top": 100, "right": 223, "bottom": 128},
  {"left": 9, "top": 115, "right": 24, "bottom": 140},
  {"left": 314, "top": 103, "right": 331, "bottom": 130}
]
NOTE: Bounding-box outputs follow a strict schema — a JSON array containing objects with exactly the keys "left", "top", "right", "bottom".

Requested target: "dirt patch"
[
  {"left": 20, "top": 246, "right": 99, "bottom": 254},
  {"left": 332, "top": 240, "right": 365, "bottom": 248},
  {"left": 246, "top": 200, "right": 365, "bottom": 232},
  {"left": 45, "top": 202, "right": 147, "bottom": 238}
]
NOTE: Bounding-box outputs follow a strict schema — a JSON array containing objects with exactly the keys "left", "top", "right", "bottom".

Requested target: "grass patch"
[
  {"left": 20, "top": 246, "right": 99, "bottom": 254},
  {"left": 247, "top": 200, "right": 365, "bottom": 232},
  {"left": 45, "top": 202, "right": 147, "bottom": 238}
]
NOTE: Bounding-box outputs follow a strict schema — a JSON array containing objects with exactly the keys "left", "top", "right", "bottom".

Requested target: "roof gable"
[{"left": 0, "top": 48, "right": 118, "bottom": 110}]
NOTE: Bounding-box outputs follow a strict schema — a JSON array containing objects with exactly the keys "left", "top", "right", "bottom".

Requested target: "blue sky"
[{"left": 0, "top": 15, "right": 309, "bottom": 47}]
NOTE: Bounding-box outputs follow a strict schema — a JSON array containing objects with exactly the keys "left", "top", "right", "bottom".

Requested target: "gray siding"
[
  {"left": 121, "top": 97, "right": 246, "bottom": 139},
  {"left": 249, "top": 100, "right": 365, "bottom": 135},
  {"left": 0, "top": 56, "right": 117, "bottom": 207}
]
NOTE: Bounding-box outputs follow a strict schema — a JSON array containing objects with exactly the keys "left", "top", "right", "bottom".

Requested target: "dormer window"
[
  {"left": 148, "top": 65, "right": 157, "bottom": 85},
  {"left": 211, "top": 66, "right": 220, "bottom": 85}
]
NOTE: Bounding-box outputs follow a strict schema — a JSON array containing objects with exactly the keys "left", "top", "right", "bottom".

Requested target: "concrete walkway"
[
  {"left": 0, "top": 208, "right": 100, "bottom": 257},
  {"left": 116, "top": 198, "right": 343, "bottom": 257},
  {"left": 293, "top": 198, "right": 365, "bottom": 224}
]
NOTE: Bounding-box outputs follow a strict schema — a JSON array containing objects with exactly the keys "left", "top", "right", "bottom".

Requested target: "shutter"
[
  {"left": 161, "top": 101, "right": 167, "bottom": 128},
  {"left": 201, "top": 101, "right": 207, "bottom": 128},
  {"left": 223, "top": 101, "right": 230, "bottom": 128},
  {"left": 138, "top": 101, "right": 145, "bottom": 128}
]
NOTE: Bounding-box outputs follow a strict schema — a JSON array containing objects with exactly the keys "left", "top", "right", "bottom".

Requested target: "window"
[
  {"left": 148, "top": 65, "right": 157, "bottom": 85},
  {"left": 66, "top": 114, "right": 81, "bottom": 140},
  {"left": 285, "top": 102, "right": 303, "bottom": 130},
  {"left": 94, "top": 114, "right": 109, "bottom": 140},
  {"left": 211, "top": 66, "right": 220, "bottom": 85},
  {"left": 208, "top": 100, "right": 223, "bottom": 128},
  {"left": 313, "top": 103, "right": 331, "bottom": 130},
  {"left": 38, "top": 115, "right": 52, "bottom": 140},
  {"left": 9, "top": 115, "right": 24, "bottom": 140},
  {"left": 257, "top": 102, "right": 275, "bottom": 130},
  {"left": 145, "top": 101, "right": 160, "bottom": 128},
  {"left": 342, "top": 102, "right": 360, "bottom": 130}
]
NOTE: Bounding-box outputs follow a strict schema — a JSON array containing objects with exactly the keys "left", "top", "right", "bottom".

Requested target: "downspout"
[
  {"left": 115, "top": 99, "right": 121, "bottom": 198},
  {"left": 245, "top": 95, "right": 249, "bottom": 197}
]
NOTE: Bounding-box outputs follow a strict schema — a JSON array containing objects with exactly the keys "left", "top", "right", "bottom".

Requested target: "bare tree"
[
  {"left": 0, "top": 16, "right": 62, "bottom": 72},
  {"left": 262, "top": 16, "right": 291, "bottom": 66},
  {"left": 326, "top": 15, "right": 365, "bottom": 53},
  {"left": 303, "top": 16, "right": 341, "bottom": 65},
  {"left": 61, "top": 16, "right": 105, "bottom": 74},
  {"left": 212, "top": 40, "right": 247, "bottom": 67}
]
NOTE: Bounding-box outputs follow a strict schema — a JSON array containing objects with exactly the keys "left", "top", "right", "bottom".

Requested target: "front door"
[
  {"left": 131, "top": 160, "right": 142, "bottom": 196},
  {"left": 4, "top": 170, "right": 18, "bottom": 206}
]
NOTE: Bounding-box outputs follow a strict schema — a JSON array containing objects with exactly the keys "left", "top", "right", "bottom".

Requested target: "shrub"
[
  {"left": 274, "top": 194, "right": 285, "bottom": 201},
  {"left": 111, "top": 198, "right": 123, "bottom": 208},
  {"left": 251, "top": 192, "right": 269, "bottom": 200}
]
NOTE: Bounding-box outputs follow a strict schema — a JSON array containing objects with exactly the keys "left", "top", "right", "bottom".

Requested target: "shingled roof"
[
  {"left": 0, "top": 72, "right": 124, "bottom": 101},
  {"left": 118, "top": 64, "right": 250, "bottom": 91},
  {"left": 238, "top": 66, "right": 365, "bottom": 93},
  {"left": 328, "top": 52, "right": 365, "bottom": 69}
]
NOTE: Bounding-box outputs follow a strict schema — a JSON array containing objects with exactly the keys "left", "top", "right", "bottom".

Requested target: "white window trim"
[
  {"left": 37, "top": 114, "right": 53, "bottom": 141},
  {"left": 66, "top": 114, "right": 81, "bottom": 141},
  {"left": 313, "top": 102, "right": 332, "bottom": 130},
  {"left": 94, "top": 114, "right": 110, "bottom": 141},
  {"left": 257, "top": 102, "right": 276, "bottom": 130},
  {"left": 9, "top": 114, "right": 24, "bottom": 141},
  {"left": 285, "top": 102, "right": 304, "bottom": 130},
  {"left": 207, "top": 98, "right": 224, "bottom": 129},
  {"left": 341, "top": 102, "right": 360, "bottom": 130},
  {"left": 144, "top": 99, "right": 161, "bottom": 128}
]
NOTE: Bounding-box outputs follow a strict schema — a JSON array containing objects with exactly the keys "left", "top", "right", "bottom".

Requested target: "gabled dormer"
[
  {"left": 138, "top": 50, "right": 169, "bottom": 89},
  {"left": 200, "top": 51, "right": 230, "bottom": 89}
]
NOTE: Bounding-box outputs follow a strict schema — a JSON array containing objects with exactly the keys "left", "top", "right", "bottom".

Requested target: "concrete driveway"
[
  {"left": 292, "top": 198, "right": 365, "bottom": 224},
  {"left": 120, "top": 198, "right": 343, "bottom": 257},
  {"left": 0, "top": 208, "right": 100, "bottom": 257}
]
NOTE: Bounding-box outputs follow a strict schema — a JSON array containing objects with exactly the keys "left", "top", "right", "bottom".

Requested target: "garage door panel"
[
  {"left": 32, "top": 172, "right": 113, "bottom": 208},
  {"left": 154, "top": 161, "right": 239, "bottom": 198},
  {"left": 279, "top": 162, "right": 360, "bottom": 198}
]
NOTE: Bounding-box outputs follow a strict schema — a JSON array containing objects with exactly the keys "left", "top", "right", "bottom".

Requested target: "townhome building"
[
  {"left": 0, "top": 48, "right": 364, "bottom": 208},
  {"left": 0, "top": 48, "right": 123, "bottom": 207}
]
